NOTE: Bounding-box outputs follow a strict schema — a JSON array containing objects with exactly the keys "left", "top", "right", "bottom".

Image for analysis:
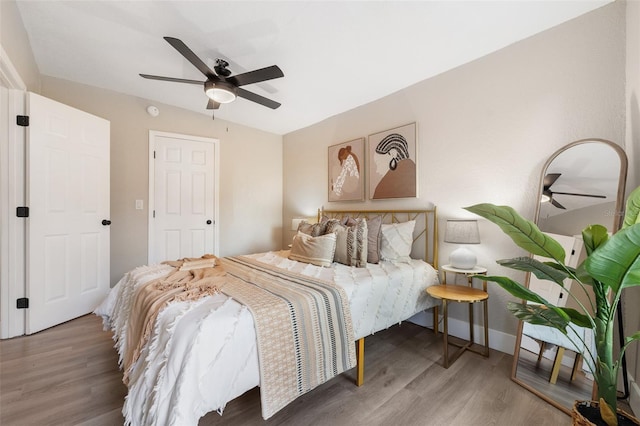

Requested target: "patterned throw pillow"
[
  {"left": 380, "top": 220, "right": 415, "bottom": 263},
  {"left": 288, "top": 231, "right": 337, "bottom": 267},
  {"left": 297, "top": 217, "right": 329, "bottom": 237},
  {"left": 338, "top": 216, "right": 381, "bottom": 264},
  {"left": 325, "top": 218, "right": 368, "bottom": 268}
]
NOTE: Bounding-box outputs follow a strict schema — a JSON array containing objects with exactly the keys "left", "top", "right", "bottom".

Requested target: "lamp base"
[{"left": 449, "top": 246, "right": 477, "bottom": 269}]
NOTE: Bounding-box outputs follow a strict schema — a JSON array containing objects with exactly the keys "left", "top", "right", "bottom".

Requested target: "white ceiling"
[{"left": 16, "top": 1, "right": 611, "bottom": 135}]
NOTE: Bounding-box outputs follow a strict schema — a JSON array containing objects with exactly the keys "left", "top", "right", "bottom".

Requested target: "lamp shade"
[
  {"left": 291, "top": 218, "right": 305, "bottom": 231},
  {"left": 445, "top": 220, "right": 480, "bottom": 269},
  {"left": 444, "top": 220, "right": 480, "bottom": 244}
]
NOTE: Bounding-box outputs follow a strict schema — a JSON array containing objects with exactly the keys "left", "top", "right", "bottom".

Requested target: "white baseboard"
[
  {"left": 629, "top": 373, "right": 640, "bottom": 416},
  {"left": 408, "top": 311, "right": 516, "bottom": 355}
]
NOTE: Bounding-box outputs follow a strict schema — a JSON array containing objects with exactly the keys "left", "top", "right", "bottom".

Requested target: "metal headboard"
[{"left": 318, "top": 207, "right": 438, "bottom": 268}]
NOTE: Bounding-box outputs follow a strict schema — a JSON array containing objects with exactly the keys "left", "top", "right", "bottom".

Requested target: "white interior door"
[
  {"left": 521, "top": 232, "right": 582, "bottom": 356},
  {"left": 149, "top": 131, "right": 218, "bottom": 264},
  {"left": 27, "top": 92, "right": 110, "bottom": 334},
  {"left": 527, "top": 232, "right": 580, "bottom": 306}
]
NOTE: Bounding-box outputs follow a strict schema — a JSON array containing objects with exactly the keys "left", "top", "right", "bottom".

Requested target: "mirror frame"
[{"left": 510, "top": 138, "right": 628, "bottom": 414}]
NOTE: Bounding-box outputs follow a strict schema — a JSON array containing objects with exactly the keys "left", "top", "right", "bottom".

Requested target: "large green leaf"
[
  {"left": 506, "top": 302, "right": 570, "bottom": 330},
  {"left": 560, "top": 307, "right": 592, "bottom": 328},
  {"left": 575, "top": 261, "right": 596, "bottom": 286},
  {"left": 585, "top": 223, "right": 640, "bottom": 293},
  {"left": 497, "top": 256, "right": 568, "bottom": 285},
  {"left": 582, "top": 224, "right": 609, "bottom": 256},
  {"left": 479, "top": 275, "right": 570, "bottom": 321},
  {"left": 625, "top": 331, "right": 640, "bottom": 346},
  {"left": 465, "top": 204, "right": 565, "bottom": 262},
  {"left": 623, "top": 186, "right": 640, "bottom": 229}
]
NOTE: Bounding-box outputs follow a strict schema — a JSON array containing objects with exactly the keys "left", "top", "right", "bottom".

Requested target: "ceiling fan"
[
  {"left": 140, "top": 37, "right": 284, "bottom": 119},
  {"left": 542, "top": 173, "right": 606, "bottom": 210}
]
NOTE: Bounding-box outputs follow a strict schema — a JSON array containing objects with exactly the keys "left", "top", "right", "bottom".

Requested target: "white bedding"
[{"left": 96, "top": 250, "right": 439, "bottom": 425}]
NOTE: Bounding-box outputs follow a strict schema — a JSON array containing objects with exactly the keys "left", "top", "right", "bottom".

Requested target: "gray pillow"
[{"left": 365, "top": 216, "right": 382, "bottom": 264}]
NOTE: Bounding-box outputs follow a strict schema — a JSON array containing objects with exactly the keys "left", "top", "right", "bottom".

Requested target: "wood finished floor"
[{"left": 1, "top": 314, "right": 570, "bottom": 425}]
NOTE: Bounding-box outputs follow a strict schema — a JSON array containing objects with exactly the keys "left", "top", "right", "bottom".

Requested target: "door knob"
[
  {"left": 102, "top": 219, "right": 111, "bottom": 226},
  {"left": 206, "top": 220, "right": 212, "bottom": 225}
]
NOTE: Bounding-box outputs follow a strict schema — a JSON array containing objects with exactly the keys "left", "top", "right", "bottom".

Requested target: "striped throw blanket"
[{"left": 220, "top": 256, "right": 356, "bottom": 419}]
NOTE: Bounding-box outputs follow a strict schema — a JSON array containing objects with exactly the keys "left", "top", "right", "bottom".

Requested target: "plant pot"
[{"left": 572, "top": 400, "right": 640, "bottom": 426}]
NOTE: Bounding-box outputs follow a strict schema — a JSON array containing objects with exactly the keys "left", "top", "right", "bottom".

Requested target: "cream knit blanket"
[{"left": 122, "top": 255, "right": 224, "bottom": 384}]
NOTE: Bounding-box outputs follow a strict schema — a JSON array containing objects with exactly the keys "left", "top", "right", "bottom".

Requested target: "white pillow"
[
  {"left": 380, "top": 220, "right": 415, "bottom": 262},
  {"left": 288, "top": 231, "right": 337, "bottom": 267}
]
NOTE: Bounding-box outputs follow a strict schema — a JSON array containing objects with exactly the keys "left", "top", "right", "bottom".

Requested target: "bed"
[{"left": 95, "top": 207, "right": 440, "bottom": 425}]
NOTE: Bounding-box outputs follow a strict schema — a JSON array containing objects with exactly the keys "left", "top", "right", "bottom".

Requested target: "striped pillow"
[
  {"left": 289, "top": 231, "right": 337, "bottom": 267},
  {"left": 326, "top": 218, "right": 368, "bottom": 268}
]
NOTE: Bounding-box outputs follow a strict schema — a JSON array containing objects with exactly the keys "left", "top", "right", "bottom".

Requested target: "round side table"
[{"left": 427, "top": 275, "right": 489, "bottom": 368}]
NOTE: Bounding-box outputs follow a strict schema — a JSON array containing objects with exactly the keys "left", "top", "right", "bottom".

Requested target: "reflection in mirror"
[{"left": 511, "top": 139, "right": 628, "bottom": 414}]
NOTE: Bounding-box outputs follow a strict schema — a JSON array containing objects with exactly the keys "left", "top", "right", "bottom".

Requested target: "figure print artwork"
[
  {"left": 368, "top": 123, "right": 417, "bottom": 199},
  {"left": 328, "top": 138, "right": 365, "bottom": 202}
]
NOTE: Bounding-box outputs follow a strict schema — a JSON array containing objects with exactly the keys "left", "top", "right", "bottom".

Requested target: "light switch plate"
[{"left": 135, "top": 200, "right": 144, "bottom": 210}]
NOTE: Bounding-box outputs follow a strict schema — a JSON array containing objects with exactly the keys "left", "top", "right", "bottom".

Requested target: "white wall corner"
[
  {"left": 629, "top": 373, "right": 640, "bottom": 417},
  {"left": 0, "top": 44, "right": 27, "bottom": 90}
]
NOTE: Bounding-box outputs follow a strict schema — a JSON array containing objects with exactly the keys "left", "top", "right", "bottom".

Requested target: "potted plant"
[{"left": 464, "top": 185, "right": 640, "bottom": 426}]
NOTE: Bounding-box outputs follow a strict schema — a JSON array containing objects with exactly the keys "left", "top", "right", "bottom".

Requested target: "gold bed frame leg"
[{"left": 356, "top": 338, "right": 365, "bottom": 386}]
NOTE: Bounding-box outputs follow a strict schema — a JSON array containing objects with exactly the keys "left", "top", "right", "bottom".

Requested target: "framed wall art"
[
  {"left": 368, "top": 123, "right": 417, "bottom": 200},
  {"left": 328, "top": 138, "right": 365, "bottom": 202}
]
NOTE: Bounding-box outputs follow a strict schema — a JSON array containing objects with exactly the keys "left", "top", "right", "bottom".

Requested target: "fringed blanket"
[
  {"left": 220, "top": 256, "right": 356, "bottom": 419},
  {"left": 123, "top": 255, "right": 224, "bottom": 384}
]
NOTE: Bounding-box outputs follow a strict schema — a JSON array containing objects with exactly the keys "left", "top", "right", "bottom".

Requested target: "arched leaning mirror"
[{"left": 511, "top": 138, "right": 628, "bottom": 414}]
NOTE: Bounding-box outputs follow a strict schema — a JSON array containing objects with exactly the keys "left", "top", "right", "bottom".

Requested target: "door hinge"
[
  {"left": 16, "top": 206, "right": 29, "bottom": 217},
  {"left": 153, "top": 150, "right": 156, "bottom": 159},
  {"left": 16, "top": 298, "right": 29, "bottom": 309},
  {"left": 16, "top": 115, "right": 29, "bottom": 127},
  {"left": 153, "top": 210, "right": 155, "bottom": 218}
]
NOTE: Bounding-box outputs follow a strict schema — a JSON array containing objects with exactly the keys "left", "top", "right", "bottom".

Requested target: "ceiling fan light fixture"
[
  {"left": 205, "top": 81, "right": 237, "bottom": 104},
  {"left": 541, "top": 194, "right": 551, "bottom": 203}
]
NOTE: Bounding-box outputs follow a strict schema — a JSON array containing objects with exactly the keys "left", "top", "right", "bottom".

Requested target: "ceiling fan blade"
[
  {"left": 206, "top": 99, "right": 221, "bottom": 110},
  {"left": 228, "top": 65, "right": 284, "bottom": 87},
  {"left": 551, "top": 191, "right": 606, "bottom": 199},
  {"left": 163, "top": 37, "right": 217, "bottom": 79},
  {"left": 544, "top": 173, "right": 561, "bottom": 189},
  {"left": 237, "top": 88, "right": 281, "bottom": 109},
  {"left": 139, "top": 74, "right": 204, "bottom": 85},
  {"left": 551, "top": 198, "right": 566, "bottom": 210}
]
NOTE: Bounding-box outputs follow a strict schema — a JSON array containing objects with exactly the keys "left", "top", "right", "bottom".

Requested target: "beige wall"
[
  {"left": 41, "top": 77, "right": 283, "bottom": 285},
  {"left": 283, "top": 1, "right": 626, "bottom": 339},
  {"left": 625, "top": 0, "right": 640, "bottom": 413},
  {"left": 0, "top": 0, "right": 40, "bottom": 91}
]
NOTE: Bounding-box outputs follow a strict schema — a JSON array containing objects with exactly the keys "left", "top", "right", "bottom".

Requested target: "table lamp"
[
  {"left": 444, "top": 219, "right": 480, "bottom": 269},
  {"left": 291, "top": 218, "right": 305, "bottom": 231}
]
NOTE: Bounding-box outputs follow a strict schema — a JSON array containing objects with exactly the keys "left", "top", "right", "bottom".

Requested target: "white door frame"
[
  {"left": 0, "top": 44, "right": 27, "bottom": 338},
  {"left": 148, "top": 130, "right": 220, "bottom": 263}
]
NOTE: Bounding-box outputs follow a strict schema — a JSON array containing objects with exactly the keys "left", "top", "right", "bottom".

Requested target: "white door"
[
  {"left": 26, "top": 92, "right": 110, "bottom": 334},
  {"left": 522, "top": 232, "right": 582, "bottom": 357},
  {"left": 149, "top": 131, "right": 218, "bottom": 264},
  {"left": 527, "top": 232, "right": 580, "bottom": 306}
]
